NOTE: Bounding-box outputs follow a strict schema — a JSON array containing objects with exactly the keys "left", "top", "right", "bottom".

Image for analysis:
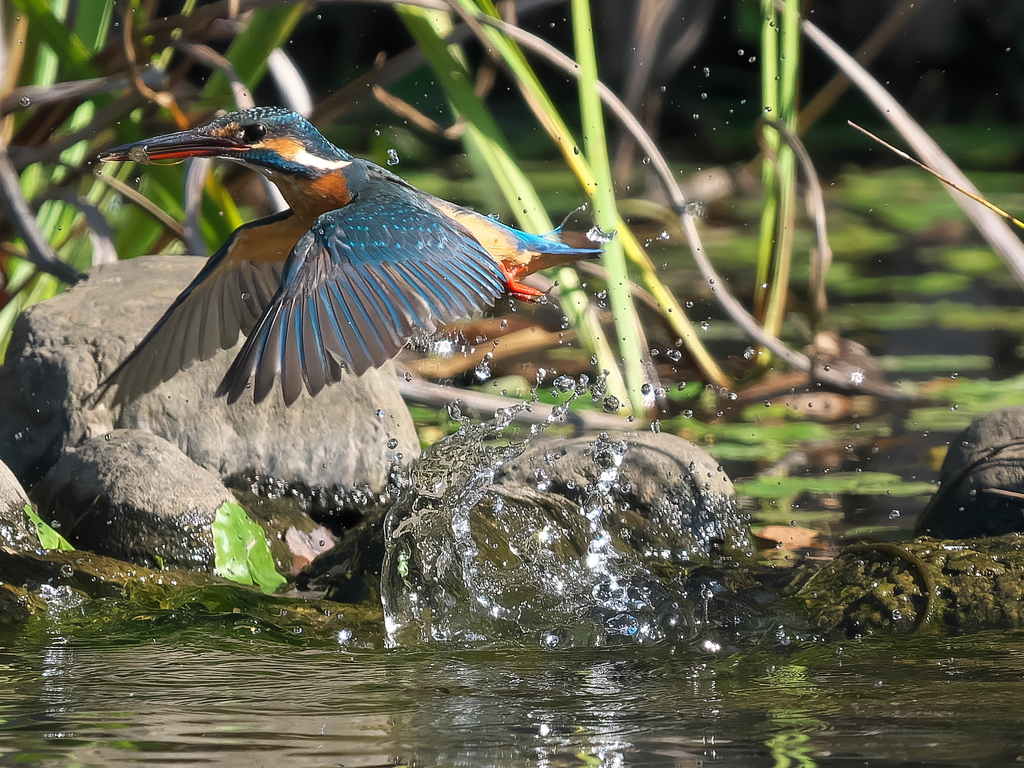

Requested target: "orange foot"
[{"left": 501, "top": 263, "right": 546, "bottom": 303}]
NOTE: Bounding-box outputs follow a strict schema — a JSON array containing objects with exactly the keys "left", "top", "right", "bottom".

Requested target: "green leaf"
[
  {"left": 202, "top": 5, "right": 306, "bottom": 103},
  {"left": 23, "top": 504, "right": 74, "bottom": 551},
  {"left": 212, "top": 502, "right": 286, "bottom": 594},
  {"left": 9, "top": 0, "right": 97, "bottom": 80}
]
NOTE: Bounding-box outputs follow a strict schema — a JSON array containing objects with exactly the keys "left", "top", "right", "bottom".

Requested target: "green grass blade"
[
  {"left": 571, "top": 0, "right": 648, "bottom": 414},
  {"left": 399, "top": 4, "right": 630, "bottom": 406},
  {"left": 9, "top": 0, "right": 96, "bottom": 80},
  {"left": 755, "top": 0, "right": 800, "bottom": 343},
  {"left": 73, "top": 0, "right": 113, "bottom": 52},
  {"left": 202, "top": 4, "right": 307, "bottom": 103},
  {"left": 446, "top": 2, "right": 729, "bottom": 388},
  {"left": 24, "top": 504, "right": 75, "bottom": 551}
]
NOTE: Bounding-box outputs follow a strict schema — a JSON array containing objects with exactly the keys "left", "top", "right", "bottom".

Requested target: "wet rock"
[
  {"left": 0, "top": 547, "right": 383, "bottom": 645},
  {"left": 0, "top": 458, "right": 38, "bottom": 552},
  {"left": 297, "top": 509, "right": 387, "bottom": 602},
  {"left": 381, "top": 423, "right": 761, "bottom": 647},
  {"left": 33, "top": 430, "right": 232, "bottom": 570},
  {"left": 916, "top": 406, "right": 1024, "bottom": 538},
  {"left": 496, "top": 431, "right": 749, "bottom": 563},
  {"left": 236, "top": 491, "right": 338, "bottom": 577},
  {"left": 797, "top": 535, "right": 1024, "bottom": 638},
  {"left": 0, "top": 255, "right": 418, "bottom": 498},
  {"left": 0, "top": 584, "right": 32, "bottom": 627}
]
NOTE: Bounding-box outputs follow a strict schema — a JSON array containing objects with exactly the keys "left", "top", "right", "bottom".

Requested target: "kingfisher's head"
[{"left": 99, "top": 107, "right": 354, "bottom": 180}]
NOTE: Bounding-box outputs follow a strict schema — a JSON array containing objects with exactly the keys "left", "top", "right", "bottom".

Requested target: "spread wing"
[
  {"left": 97, "top": 210, "right": 306, "bottom": 405},
  {"left": 216, "top": 183, "right": 506, "bottom": 406}
]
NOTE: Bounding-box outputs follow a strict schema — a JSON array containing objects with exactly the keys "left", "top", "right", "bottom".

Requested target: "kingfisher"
[{"left": 96, "top": 107, "right": 600, "bottom": 406}]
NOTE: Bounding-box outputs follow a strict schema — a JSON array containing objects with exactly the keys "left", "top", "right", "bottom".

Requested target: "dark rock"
[
  {"left": 916, "top": 406, "right": 1024, "bottom": 538},
  {"left": 33, "top": 430, "right": 232, "bottom": 570},
  {"left": 0, "top": 459, "right": 38, "bottom": 552},
  {"left": 0, "top": 584, "right": 32, "bottom": 627},
  {"left": 380, "top": 424, "right": 759, "bottom": 647},
  {"left": 297, "top": 509, "right": 387, "bottom": 602},
  {"left": 0, "top": 255, "right": 418, "bottom": 496}
]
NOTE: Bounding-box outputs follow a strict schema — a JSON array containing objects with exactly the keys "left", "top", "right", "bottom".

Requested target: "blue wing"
[
  {"left": 217, "top": 183, "right": 506, "bottom": 405},
  {"left": 97, "top": 210, "right": 306, "bottom": 405}
]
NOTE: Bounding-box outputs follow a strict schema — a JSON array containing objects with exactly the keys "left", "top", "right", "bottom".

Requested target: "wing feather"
[
  {"left": 96, "top": 210, "right": 303, "bottom": 405},
  {"left": 218, "top": 181, "right": 505, "bottom": 404}
]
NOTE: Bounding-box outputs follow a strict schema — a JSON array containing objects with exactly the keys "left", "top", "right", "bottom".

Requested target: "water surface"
[{"left": 2, "top": 630, "right": 1023, "bottom": 766}]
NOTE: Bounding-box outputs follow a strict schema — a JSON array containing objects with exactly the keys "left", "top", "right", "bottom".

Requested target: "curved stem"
[{"left": 472, "top": 13, "right": 812, "bottom": 374}]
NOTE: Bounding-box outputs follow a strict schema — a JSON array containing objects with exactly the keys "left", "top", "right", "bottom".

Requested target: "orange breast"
[
  {"left": 275, "top": 170, "right": 352, "bottom": 227},
  {"left": 226, "top": 213, "right": 309, "bottom": 264}
]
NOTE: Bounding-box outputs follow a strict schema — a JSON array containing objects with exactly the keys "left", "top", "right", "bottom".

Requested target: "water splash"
[{"left": 381, "top": 379, "right": 761, "bottom": 649}]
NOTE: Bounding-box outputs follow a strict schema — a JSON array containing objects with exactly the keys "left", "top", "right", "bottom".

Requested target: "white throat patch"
[{"left": 289, "top": 148, "right": 353, "bottom": 172}]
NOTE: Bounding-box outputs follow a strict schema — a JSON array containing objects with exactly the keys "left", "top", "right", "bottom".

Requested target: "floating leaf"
[{"left": 735, "top": 472, "right": 935, "bottom": 500}]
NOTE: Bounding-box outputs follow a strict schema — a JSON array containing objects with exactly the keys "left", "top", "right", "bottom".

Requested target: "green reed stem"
[
  {"left": 399, "top": 3, "right": 631, "bottom": 409},
  {"left": 445, "top": 1, "right": 730, "bottom": 390},
  {"left": 755, "top": 0, "right": 800, "bottom": 344},
  {"left": 570, "top": 0, "right": 649, "bottom": 414}
]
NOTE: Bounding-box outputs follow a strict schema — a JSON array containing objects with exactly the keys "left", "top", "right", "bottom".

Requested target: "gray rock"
[
  {"left": 381, "top": 425, "right": 754, "bottom": 647},
  {"left": 916, "top": 406, "right": 1024, "bottom": 538},
  {"left": 496, "top": 431, "right": 747, "bottom": 563},
  {"left": 33, "top": 430, "right": 232, "bottom": 569},
  {"left": 0, "top": 459, "right": 38, "bottom": 552},
  {"left": 0, "top": 255, "right": 419, "bottom": 495}
]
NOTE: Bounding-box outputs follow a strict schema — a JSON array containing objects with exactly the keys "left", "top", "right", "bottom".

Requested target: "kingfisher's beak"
[{"left": 98, "top": 128, "right": 246, "bottom": 164}]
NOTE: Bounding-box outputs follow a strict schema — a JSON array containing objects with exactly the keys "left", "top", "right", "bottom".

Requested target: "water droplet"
[
  {"left": 19, "top": 95, "right": 30, "bottom": 108},
  {"left": 553, "top": 374, "right": 574, "bottom": 393},
  {"left": 386, "top": 148, "right": 400, "bottom": 165},
  {"left": 586, "top": 225, "right": 615, "bottom": 244},
  {"left": 387, "top": 438, "right": 399, "bottom": 449}
]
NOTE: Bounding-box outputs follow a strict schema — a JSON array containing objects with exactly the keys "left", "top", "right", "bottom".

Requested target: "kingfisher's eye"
[{"left": 241, "top": 123, "right": 267, "bottom": 144}]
